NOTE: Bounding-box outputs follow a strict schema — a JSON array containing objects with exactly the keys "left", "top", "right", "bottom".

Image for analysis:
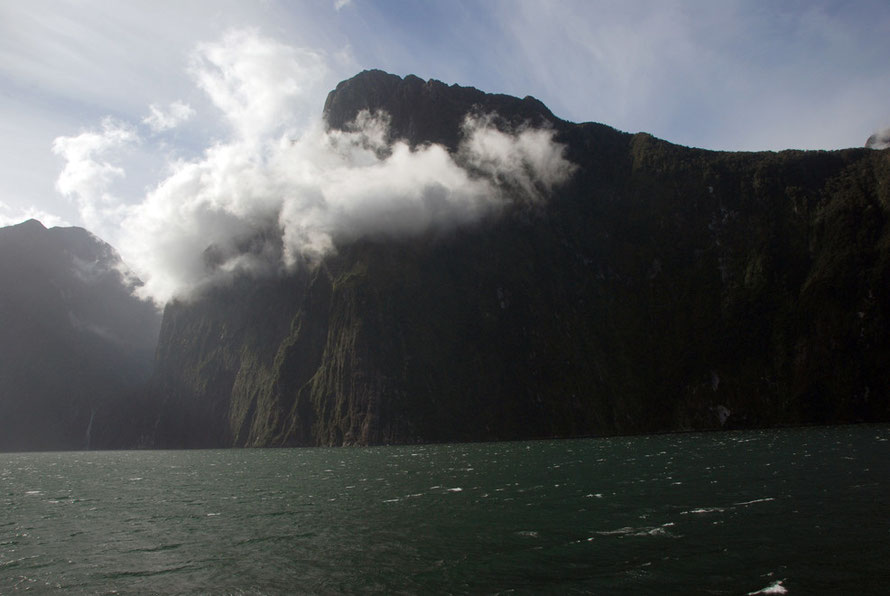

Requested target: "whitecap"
[
  {"left": 382, "top": 498, "right": 401, "bottom": 503},
  {"left": 735, "top": 498, "right": 776, "bottom": 506},
  {"left": 596, "top": 526, "right": 635, "bottom": 536},
  {"left": 446, "top": 487, "right": 463, "bottom": 492},
  {"left": 747, "top": 579, "right": 788, "bottom": 594},
  {"left": 598, "top": 523, "right": 676, "bottom": 538},
  {"left": 24, "top": 491, "right": 41, "bottom": 496},
  {"left": 681, "top": 507, "right": 725, "bottom": 515}
]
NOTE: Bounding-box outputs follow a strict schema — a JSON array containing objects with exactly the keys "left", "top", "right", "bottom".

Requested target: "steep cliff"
[
  {"left": 150, "top": 70, "right": 890, "bottom": 447},
  {"left": 0, "top": 220, "right": 161, "bottom": 450}
]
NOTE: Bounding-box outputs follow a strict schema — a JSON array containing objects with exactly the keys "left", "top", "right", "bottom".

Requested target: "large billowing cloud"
[{"left": 52, "top": 30, "right": 575, "bottom": 305}]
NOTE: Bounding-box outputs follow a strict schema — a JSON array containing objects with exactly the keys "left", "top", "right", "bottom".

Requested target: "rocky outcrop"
[
  {"left": 148, "top": 71, "right": 890, "bottom": 447},
  {"left": 323, "top": 69, "right": 557, "bottom": 151}
]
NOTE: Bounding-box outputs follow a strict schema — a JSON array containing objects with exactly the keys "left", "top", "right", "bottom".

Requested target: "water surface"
[{"left": 2, "top": 425, "right": 888, "bottom": 594}]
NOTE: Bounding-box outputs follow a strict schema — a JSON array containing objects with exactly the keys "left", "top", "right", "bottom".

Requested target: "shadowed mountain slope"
[
  {"left": 149, "top": 70, "right": 890, "bottom": 447},
  {"left": 0, "top": 220, "right": 161, "bottom": 450}
]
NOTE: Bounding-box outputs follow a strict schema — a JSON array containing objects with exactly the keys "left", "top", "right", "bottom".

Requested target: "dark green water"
[{"left": 1, "top": 425, "right": 888, "bottom": 594}]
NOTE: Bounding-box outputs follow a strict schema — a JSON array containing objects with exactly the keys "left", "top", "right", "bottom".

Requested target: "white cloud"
[
  {"left": 189, "top": 28, "right": 329, "bottom": 142},
  {"left": 118, "top": 110, "right": 573, "bottom": 305},
  {"left": 51, "top": 29, "right": 575, "bottom": 305},
  {"left": 334, "top": 0, "right": 353, "bottom": 11},
  {"left": 51, "top": 118, "right": 137, "bottom": 232},
  {"left": 143, "top": 101, "right": 196, "bottom": 133},
  {"left": 866, "top": 127, "right": 890, "bottom": 149},
  {"left": 460, "top": 115, "right": 576, "bottom": 200},
  {"left": 0, "top": 200, "right": 70, "bottom": 228},
  {"left": 0, "top": 2, "right": 361, "bottom": 220}
]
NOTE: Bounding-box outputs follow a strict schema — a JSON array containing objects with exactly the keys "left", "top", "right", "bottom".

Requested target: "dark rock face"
[
  {"left": 149, "top": 71, "right": 890, "bottom": 447},
  {"left": 0, "top": 220, "right": 161, "bottom": 451},
  {"left": 323, "top": 69, "right": 557, "bottom": 150}
]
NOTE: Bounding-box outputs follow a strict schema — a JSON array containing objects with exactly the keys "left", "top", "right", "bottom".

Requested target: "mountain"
[
  {"left": 150, "top": 70, "right": 890, "bottom": 447},
  {"left": 0, "top": 219, "right": 161, "bottom": 451}
]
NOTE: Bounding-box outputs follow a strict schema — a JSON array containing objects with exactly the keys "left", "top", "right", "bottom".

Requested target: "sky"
[{"left": 1, "top": 0, "right": 889, "bottom": 302}]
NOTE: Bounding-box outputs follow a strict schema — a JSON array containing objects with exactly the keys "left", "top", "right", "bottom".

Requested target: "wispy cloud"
[
  {"left": 52, "top": 118, "right": 137, "bottom": 232},
  {"left": 189, "top": 28, "right": 329, "bottom": 142},
  {"left": 489, "top": 0, "right": 890, "bottom": 150},
  {"left": 143, "top": 101, "right": 196, "bottom": 133},
  {"left": 866, "top": 127, "right": 890, "bottom": 149},
  {"left": 0, "top": 200, "right": 70, "bottom": 228}
]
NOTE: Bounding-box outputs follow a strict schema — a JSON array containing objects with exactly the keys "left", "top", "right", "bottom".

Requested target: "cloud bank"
[{"left": 51, "top": 30, "right": 575, "bottom": 306}]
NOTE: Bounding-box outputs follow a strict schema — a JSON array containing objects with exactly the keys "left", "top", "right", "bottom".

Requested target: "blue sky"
[{"left": 1, "top": 0, "right": 889, "bottom": 240}]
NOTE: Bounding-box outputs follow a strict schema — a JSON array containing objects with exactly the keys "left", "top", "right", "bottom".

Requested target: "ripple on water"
[
  {"left": 101, "top": 564, "right": 196, "bottom": 580},
  {"left": 0, "top": 427, "right": 886, "bottom": 594},
  {"left": 123, "top": 543, "right": 184, "bottom": 554}
]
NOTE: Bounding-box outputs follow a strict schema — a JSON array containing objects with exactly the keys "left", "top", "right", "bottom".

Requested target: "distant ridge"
[{"left": 0, "top": 219, "right": 161, "bottom": 451}]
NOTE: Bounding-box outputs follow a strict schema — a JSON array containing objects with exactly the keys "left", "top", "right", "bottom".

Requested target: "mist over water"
[{"left": 2, "top": 425, "right": 888, "bottom": 594}]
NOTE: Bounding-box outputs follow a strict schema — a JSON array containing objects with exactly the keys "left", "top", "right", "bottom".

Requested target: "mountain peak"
[
  {"left": 0, "top": 219, "right": 49, "bottom": 247},
  {"left": 323, "top": 70, "right": 559, "bottom": 150},
  {"left": 12, "top": 218, "right": 47, "bottom": 231}
]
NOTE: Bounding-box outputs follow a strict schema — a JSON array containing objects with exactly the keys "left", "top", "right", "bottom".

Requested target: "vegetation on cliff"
[{"left": 147, "top": 71, "right": 890, "bottom": 447}]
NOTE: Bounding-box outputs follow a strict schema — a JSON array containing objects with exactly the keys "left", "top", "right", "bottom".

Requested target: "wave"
[
  {"left": 747, "top": 579, "right": 788, "bottom": 594},
  {"left": 681, "top": 507, "right": 725, "bottom": 515},
  {"left": 735, "top": 498, "right": 776, "bottom": 506}
]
